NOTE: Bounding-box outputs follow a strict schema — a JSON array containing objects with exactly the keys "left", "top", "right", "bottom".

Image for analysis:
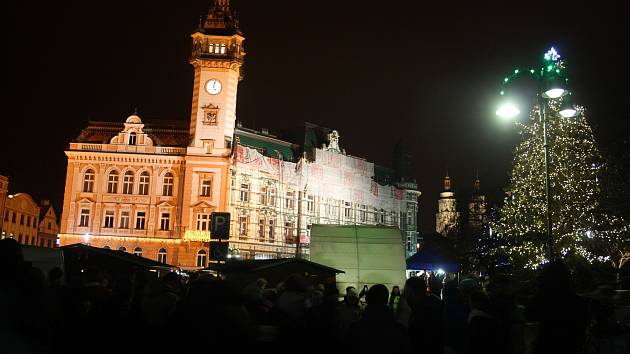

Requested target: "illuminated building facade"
[
  {"left": 467, "top": 175, "right": 487, "bottom": 233},
  {"left": 3, "top": 193, "right": 41, "bottom": 246},
  {"left": 59, "top": 1, "right": 421, "bottom": 266},
  {"left": 436, "top": 174, "right": 461, "bottom": 237},
  {"left": 0, "top": 175, "right": 8, "bottom": 234}
]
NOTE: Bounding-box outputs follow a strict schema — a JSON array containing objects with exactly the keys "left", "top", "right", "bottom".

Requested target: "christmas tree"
[{"left": 496, "top": 100, "right": 612, "bottom": 269}]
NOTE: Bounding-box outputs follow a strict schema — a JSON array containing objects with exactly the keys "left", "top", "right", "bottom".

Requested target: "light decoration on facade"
[
  {"left": 183, "top": 230, "right": 212, "bottom": 242},
  {"left": 61, "top": 233, "right": 182, "bottom": 244}
]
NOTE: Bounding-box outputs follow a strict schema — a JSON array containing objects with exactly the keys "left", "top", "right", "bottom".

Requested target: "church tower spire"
[
  {"left": 188, "top": 0, "right": 245, "bottom": 152},
  {"left": 436, "top": 172, "right": 460, "bottom": 237}
]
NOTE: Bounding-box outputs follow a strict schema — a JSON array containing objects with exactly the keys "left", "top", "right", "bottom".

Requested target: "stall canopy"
[
  {"left": 406, "top": 244, "right": 459, "bottom": 272},
  {"left": 206, "top": 258, "right": 344, "bottom": 288}
]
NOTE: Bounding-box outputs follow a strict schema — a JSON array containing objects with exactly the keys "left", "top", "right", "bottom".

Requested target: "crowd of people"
[{"left": 1, "top": 237, "right": 628, "bottom": 354}]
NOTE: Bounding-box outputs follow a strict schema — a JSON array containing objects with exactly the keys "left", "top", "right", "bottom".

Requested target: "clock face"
[{"left": 205, "top": 79, "right": 222, "bottom": 95}]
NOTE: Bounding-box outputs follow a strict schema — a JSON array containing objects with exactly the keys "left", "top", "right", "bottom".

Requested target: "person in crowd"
[
  {"left": 345, "top": 284, "right": 406, "bottom": 352},
  {"left": 389, "top": 285, "right": 401, "bottom": 314},
  {"left": 467, "top": 290, "right": 500, "bottom": 354},
  {"left": 336, "top": 285, "right": 363, "bottom": 338},
  {"left": 525, "top": 260, "right": 590, "bottom": 354},
  {"left": 404, "top": 276, "right": 444, "bottom": 354},
  {"left": 442, "top": 279, "right": 469, "bottom": 354}
]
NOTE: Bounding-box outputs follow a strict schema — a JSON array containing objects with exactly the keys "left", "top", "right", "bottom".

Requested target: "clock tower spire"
[{"left": 189, "top": 0, "right": 245, "bottom": 152}]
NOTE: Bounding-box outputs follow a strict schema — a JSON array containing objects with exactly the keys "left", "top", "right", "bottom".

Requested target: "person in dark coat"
[
  {"left": 525, "top": 260, "right": 590, "bottom": 354},
  {"left": 346, "top": 284, "right": 406, "bottom": 353},
  {"left": 404, "top": 276, "right": 444, "bottom": 354}
]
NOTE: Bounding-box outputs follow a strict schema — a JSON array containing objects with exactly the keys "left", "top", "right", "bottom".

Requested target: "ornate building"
[
  {"left": 436, "top": 174, "right": 460, "bottom": 237},
  {"left": 38, "top": 200, "right": 60, "bottom": 248},
  {"left": 435, "top": 173, "right": 487, "bottom": 237},
  {"left": 58, "top": 1, "right": 421, "bottom": 267},
  {"left": 3, "top": 193, "right": 41, "bottom": 246}
]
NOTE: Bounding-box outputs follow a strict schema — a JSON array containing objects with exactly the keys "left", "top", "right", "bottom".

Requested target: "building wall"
[
  {"left": 3, "top": 193, "right": 40, "bottom": 245},
  {"left": 0, "top": 175, "right": 8, "bottom": 234},
  {"left": 38, "top": 204, "right": 60, "bottom": 248}
]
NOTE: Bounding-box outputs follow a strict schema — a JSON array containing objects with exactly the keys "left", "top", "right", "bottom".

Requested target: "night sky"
[{"left": 6, "top": 0, "right": 628, "bottom": 233}]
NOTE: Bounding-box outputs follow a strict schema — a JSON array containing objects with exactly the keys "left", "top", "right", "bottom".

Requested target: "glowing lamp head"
[
  {"left": 437, "top": 268, "right": 445, "bottom": 275},
  {"left": 559, "top": 107, "right": 577, "bottom": 118},
  {"left": 496, "top": 102, "right": 520, "bottom": 119},
  {"left": 83, "top": 233, "right": 90, "bottom": 244},
  {"left": 542, "top": 88, "right": 566, "bottom": 99}
]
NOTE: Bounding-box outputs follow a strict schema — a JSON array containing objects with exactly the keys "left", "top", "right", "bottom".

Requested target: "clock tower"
[{"left": 189, "top": 0, "right": 245, "bottom": 152}]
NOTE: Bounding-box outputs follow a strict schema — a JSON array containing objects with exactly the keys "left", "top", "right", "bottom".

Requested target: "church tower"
[
  {"left": 436, "top": 173, "right": 460, "bottom": 237},
  {"left": 189, "top": 0, "right": 245, "bottom": 152},
  {"left": 467, "top": 172, "right": 487, "bottom": 233}
]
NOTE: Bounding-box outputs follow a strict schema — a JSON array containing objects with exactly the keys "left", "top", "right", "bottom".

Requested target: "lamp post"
[{"left": 496, "top": 47, "right": 577, "bottom": 261}]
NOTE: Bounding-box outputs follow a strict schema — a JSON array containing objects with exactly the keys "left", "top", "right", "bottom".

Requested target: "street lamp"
[{"left": 496, "top": 47, "right": 578, "bottom": 261}]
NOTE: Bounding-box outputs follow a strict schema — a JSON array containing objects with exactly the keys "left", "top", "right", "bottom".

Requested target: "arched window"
[
  {"left": 133, "top": 247, "right": 143, "bottom": 257},
  {"left": 107, "top": 170, "right": 119, "bottom": 193},
  {"left": 138, "top": 171, "right": 150, "bottom": 195},
  {"left": 128, "top": 132, "right": 137, "bottom": 145},
  {"left": 162, "top": 172, "right": 174, "bottom": 196},
  {"left": 83, "top": 169, "right": 95, "bottom": 192},
  {"left": 157, "top": 248, "right": 167, "bottom": 263},
  {"left": 123, "top": 171, "right": 134, "bottom": 194},
  {"left": 103, "top": 245, "right": 111, "bottom": 250},
  {"left": 118, "top": 246, "right": 127, "bottom": 252},
  {"left": 196, "top": 250, "right": 207, "bottom": 267}
]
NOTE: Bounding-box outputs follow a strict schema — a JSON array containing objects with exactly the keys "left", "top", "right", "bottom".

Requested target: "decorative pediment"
[
  {"left": 201, "top": 103, "right": 219, "bottom": 125},
  {"left": 157, "top": 201, "right": 176, "bottom": 208},
  {"left": 77, "top": 197, "right": 96, "bottom": 204},
  {"left": 191, "top": 200, "right": 215, "bottom": 210}
]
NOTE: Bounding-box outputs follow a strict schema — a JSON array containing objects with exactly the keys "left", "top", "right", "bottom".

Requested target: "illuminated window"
[
  {"left": 214, "top": 43, "right": 220, "bottom": 54},
  {"left": 201, "top": 180, "right": 212, "bottom": 197},
  {"left": 119, "top": 246, "right": 127, "bottom": 252},
  {"left": 123, "top": 171, "right": 134, "bottom": 194},
  {"left": 258, "top": 219, "right": 265, "bottom": 241},
  {"left": 285, "top": 191, "right": 294, "bottom": 209},
  {"left": 344, "top": 202, "right": 352, "bottom": 219},
  {"left": 157, "top": 248, "right": 167, "bottom": 263},
  {"left": 239, "top": 216, "right": 248, "bottom": 236},
  {"left": 133, "top": 247, "right": 143, "bottom": 257},
  {"left": 220, "top": 43, "right": 226, "bottom": 54},
  {"left": 239, "top": 184, "right": 249, "bottom": 202},
  {"left": 163, "top": 173, "right": 174, "bottom": 196},
  {"left": 284, "top": 221, "right": 294, "bottom": 243},
  {"left": 196, "top": 250, "right": 207, "bottom": 267},
  {"left": 107, "top": 170, "right": 119, "bottom": 193},
  {"left": 160, "top": 213, "right": 170, "bottom": 231},
  {"left": 260, "top": 186, "right": 267, "bottom": 205},
  {"left": 307, "top": 195, "right": 314, "bottom": 213},
  {"left": 269, "top": 188, "right": 276, "bottom": 206},
  {"left": 268, "top": 219, "right": 275, "bottom": 242},
  {"left": 407, "top": 210, "right": 413, "bottom": 226},
  {"left": 79, "top": 209, "right": 90, "bottom": 227},
  {"left": 135, "top": 211, "right": 146, "bottom": 230},
  {"left": 138, "top": 172, "right": 150, "bottom": 195},
  {"left": 359, "top": 205, "right": 366, "bottom": 223},
  {"left": 128, "top": 132, "right": 136, "bottom": 145},
  {"left": 104, "top": 211, "right": 115, "bottom": 228},
  {"left": 208, "top": 43, "right": 214, "bottom": 53},
  {"left": 120, "top": 211, "right": 130, "bottom": 229},
  {"left": 196, "top": 213, "right": 210, "bottom": 231},
  {"left": 83, "top": 169, "right": 95, "bottom": 192}
]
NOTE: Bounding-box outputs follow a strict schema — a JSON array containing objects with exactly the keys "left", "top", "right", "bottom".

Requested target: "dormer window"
[{"left": 128, "top": 132, "right": 137, "bottom": 145}]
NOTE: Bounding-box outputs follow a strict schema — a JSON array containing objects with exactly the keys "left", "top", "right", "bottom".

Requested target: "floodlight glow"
[
  {"left": 83, "top": 233, "right": 90, "bottom": 243},
  {"left": 496, "top": 103, "right": 520, "bottom": 119},
  {"left": 437, "top": 269, "right": 445, "bottom": 275},
  {"left": 543, "top": 88, "right": 566, "bottom": 99},
  {"left": 559, "top": 107, "right": 577, "bottom": 118}
]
